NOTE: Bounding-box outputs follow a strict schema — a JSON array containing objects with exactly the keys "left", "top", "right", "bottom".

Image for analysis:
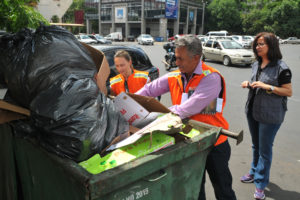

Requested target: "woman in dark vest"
[{"left": 240, "top": 32, "right": 292, "bottom": 199}]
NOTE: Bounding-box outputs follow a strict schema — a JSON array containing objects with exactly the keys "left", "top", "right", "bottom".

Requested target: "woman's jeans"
[{"left": 247, "top": 111, "right": 281, "bottom": 190}]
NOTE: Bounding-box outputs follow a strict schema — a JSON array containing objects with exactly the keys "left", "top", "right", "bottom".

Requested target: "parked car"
[
  {"left": 205, "top": 30, "right": 228, "bottom": 37},
  {"left": 76, "top": 34, "right": 97, "bottom": 44},
  {"left": 127, "top": 35, "right": 135, "bottom": 42},
  {"left": 137, "top": 34, "right": 154, "bottom": 45},
  {"left": 88, "top": 34, "right": 112, "bottom": 44},
  {"left": 280, "top": 37, "right": 300, "bottom": 44},
  {"left": 92, "top": 45, "right": 159, "bottom": 88},
  {"left": 104, "top": 32, "right": 123, "bottom": 41},
  {"left": 197, "top": 35, "right": 209, "bottom": 45},
  {"left": 168, "top": 34, "right": 184, "bottom": 42},
  {"left": 202, "top": 39, "right": 255, "bottom": 66},
  {"left": 231, "top": 35, "right": 252, "bottom": 49}
]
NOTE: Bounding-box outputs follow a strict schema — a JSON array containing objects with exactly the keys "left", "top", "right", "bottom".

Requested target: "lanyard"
[{"left": 124, "top": 80, "right": 129, "bottom": 93}]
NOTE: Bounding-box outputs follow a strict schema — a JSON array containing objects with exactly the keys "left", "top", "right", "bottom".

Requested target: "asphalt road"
[{"left": 114, "top": 42, "right": 300, "bottom": 200}]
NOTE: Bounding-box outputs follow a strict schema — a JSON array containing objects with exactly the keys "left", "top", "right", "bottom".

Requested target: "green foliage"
[
  {"left": 206, "top": 0, "right": 242, "bottom": 34},
  {"left": 0, "top": 0, "right": 48, "bottom": 33},
  {"left": 205, "top": 0, "right": 300, "bottom": 38},
  {"left": 269, "top": 0, "right": 300, "bottom": 38},
  {"left": 51, "top": 15, "right": 59, "bottom": 23},
  {"left": 63, "top": 0, "right": 85, "bottom": 23}
]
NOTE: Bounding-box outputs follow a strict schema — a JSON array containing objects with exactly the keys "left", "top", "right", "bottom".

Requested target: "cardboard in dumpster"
[
  {"left": 114, "top": 92, "right": 170, "bottom": 126},
  {"left": 114, "top": 92, "right": 149, "bottom": 126},
  {"left": 107, "top": 112, "right": 182, "bottom": 151},
  {"left": 0, "top": 88, "right": 30, "bottom": 124},
  {"left": 79, "top": 133, "right": 175, "bottom": 174},
  {"left": 0, "top": 43, "right": 109, "bottom": 125},
  {"left": 108, "top": 93, "right": 215, "bottom": 150},
  {"left": 81, "top": 43, "right": 110, "bottom": 96},
  {"left": 0, "top": 98, "right": 30, "bottom": 124},
  {"left": 104, "top": 93, "right": 182, "bottom": 151}
]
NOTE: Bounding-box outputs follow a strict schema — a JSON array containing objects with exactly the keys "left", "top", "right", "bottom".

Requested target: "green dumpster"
[
  {"left": 8, "top": 123, "right": 220, "bottom": 200},
  {"left": 0, "top": 124, "right": 18, "bottom": 200}
]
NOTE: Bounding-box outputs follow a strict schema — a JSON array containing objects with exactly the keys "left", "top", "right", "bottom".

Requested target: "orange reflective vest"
[
  {"left": 110, "top": 70, "right": 149, "bottom": 95},
  {"left": 167, "top": 62, "right": 228, "bottom": 146}
]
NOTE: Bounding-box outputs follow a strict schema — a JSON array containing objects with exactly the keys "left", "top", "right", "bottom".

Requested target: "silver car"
[
  {"left": 202, "top": 39, "right": 255, "bottom": 66},
  {"left": 137, "top": 34, "right": 154, "bottom": 45},
  {"left": 280, "top": 37, "right": 300, "bottom": 44}
]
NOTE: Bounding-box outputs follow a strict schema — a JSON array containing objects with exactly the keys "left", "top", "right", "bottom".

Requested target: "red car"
[{"left": 168, "top": 34, "right": 185, "bottom": 42}]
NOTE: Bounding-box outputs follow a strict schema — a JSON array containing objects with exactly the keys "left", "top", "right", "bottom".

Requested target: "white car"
[
  {"left": 202, "top": 39, "right": 255, "bottom": 66},
  {"left": 137, "top": 34, "right": 154, "bottom": 45},
  {"left": 76, "top": 35, "right": 97, "bottom": 44},
  {"left": 197, "top": 35, "right": 209, "bottom": 45},
  {"left": 88, "top": 34, "right": 112, "bottom": 44},
  {"left": 231, "top": 35, "right": 252, "bottom": 49}
]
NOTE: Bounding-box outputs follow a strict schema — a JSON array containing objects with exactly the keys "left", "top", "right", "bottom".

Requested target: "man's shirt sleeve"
[{"left": 136, "top": 73, "right": 170, "bottom": 97}]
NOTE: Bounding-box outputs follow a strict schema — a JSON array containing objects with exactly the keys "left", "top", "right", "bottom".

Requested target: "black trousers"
[{"left": 198, "top": 140, "right": 237, "bottom": 200}]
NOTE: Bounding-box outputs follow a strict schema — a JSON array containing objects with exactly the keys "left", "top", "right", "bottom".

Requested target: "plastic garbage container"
[
  {"left": 6, "top": 124, "right": 220, "bottom": 200},
  {"left": 155, "top": 37, "right": 164, "bottom": 42},
  {"left": 0, "top": 124, "right": 18, "bottom": 200}
]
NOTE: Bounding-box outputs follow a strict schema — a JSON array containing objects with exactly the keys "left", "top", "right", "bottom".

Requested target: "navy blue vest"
[{"left": 245, "top": 60, "right": 289, "bottom": 124}]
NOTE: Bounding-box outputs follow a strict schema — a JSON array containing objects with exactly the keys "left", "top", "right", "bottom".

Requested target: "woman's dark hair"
[{"left": 252, "top": 32, "right": 282, "bottom": 63}]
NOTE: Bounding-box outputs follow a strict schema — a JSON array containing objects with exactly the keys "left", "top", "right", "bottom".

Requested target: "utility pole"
[
  {"left": 201, "top": 0, "right": 205, "bottom": 35},
  {"left": 98, "top": 0, "right": 101, "bottom": 34}
]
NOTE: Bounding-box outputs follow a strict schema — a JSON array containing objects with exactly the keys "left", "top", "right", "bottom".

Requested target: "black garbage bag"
[{"left": 0, "top": 25, "right": 129, "bottom": 162}]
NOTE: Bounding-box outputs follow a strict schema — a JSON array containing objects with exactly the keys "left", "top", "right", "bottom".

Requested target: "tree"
[
  {"left": 206, "top": 0, "right": 242, "bottom": 34},
  {"left": 63, "top": 0, "right": 85, "bottom": 23},
  {"left": 0, "top": 0, "right": 48, "bottom": 33},
  {"left": 240, "top": 0, "right": 300, "bottom": 38},
  {"left": 51, "top": 15, "right": 59, "bottom": 23},
  {"left": 205, "top": 0, "right": 300, "bottom": 38},
  {"left": 269, "top": 0, "right": 300, "bottom": 38}
]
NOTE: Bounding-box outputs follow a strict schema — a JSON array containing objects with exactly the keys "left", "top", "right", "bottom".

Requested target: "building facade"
[
  {"left": 85, "top": 0, "right": 204, "bottom": 41},
  {"left": 37, "top": 0, "right": 73, "bottom": 22}
]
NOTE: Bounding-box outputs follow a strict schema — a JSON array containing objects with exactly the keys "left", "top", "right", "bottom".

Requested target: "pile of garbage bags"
[{"left": 0, "top": 25, "right": 128, "bottom": 162}]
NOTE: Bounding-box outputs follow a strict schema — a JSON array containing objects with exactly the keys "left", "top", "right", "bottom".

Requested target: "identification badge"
[
  {"left": 216, "top": 98, "right": 223, "bottom": 113},
  {"left": 181, "top": 93, "right": 188, "bottom": 104}
]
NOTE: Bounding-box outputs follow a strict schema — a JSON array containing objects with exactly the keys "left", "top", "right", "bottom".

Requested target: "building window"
[
  {"left": 101, "top": 5, "right": 112, "bottom": 21},
  {"left": 179, "top": 5, "right": 187, "bottom": 23},
  {"left": 128, "top": 3, "right": 141, "bottom": 21},
  {"left": 144, "top": 0, "right": 165, "bottom": 18}
]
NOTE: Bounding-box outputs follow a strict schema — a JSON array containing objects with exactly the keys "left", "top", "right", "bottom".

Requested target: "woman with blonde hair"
[{"left": 109, "top": 50, "right": 149, "bottom": 96}]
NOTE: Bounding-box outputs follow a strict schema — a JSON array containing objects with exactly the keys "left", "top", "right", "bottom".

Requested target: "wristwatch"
[{"left": 269, "top": 85, "right": 275, "bottom": 92}]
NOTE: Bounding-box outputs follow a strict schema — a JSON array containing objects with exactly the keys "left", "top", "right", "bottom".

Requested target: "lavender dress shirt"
[{"left": 136, "top": 61, "right": 221, "bottom": 119}]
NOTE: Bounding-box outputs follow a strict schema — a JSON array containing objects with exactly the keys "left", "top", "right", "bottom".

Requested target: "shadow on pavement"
[{"left": 265, "top": 182, "right": 300, "bottom": 200}]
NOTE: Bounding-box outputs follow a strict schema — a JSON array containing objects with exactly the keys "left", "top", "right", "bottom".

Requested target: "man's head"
[{"left": 175, "top": 35, "right": 202, "bottom": 76}]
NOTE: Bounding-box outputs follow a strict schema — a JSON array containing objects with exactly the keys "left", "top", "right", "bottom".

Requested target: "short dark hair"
[
  {"left": 252, "top": 32, "right": 282, "bottom": 63},
  {"left": 175, "top": 34, "right": 202, "bottom": 57}
]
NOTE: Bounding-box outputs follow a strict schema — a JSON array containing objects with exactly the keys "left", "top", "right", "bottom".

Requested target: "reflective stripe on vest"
[
  {"left": 110, "top": 70, "right": 149, "bottom": 95},
  {"left": 134, "top": 72, "right": 148, "bottom": 79},
  {"left": 110, "top": 77, "right": 122, "bottom": 86}
]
